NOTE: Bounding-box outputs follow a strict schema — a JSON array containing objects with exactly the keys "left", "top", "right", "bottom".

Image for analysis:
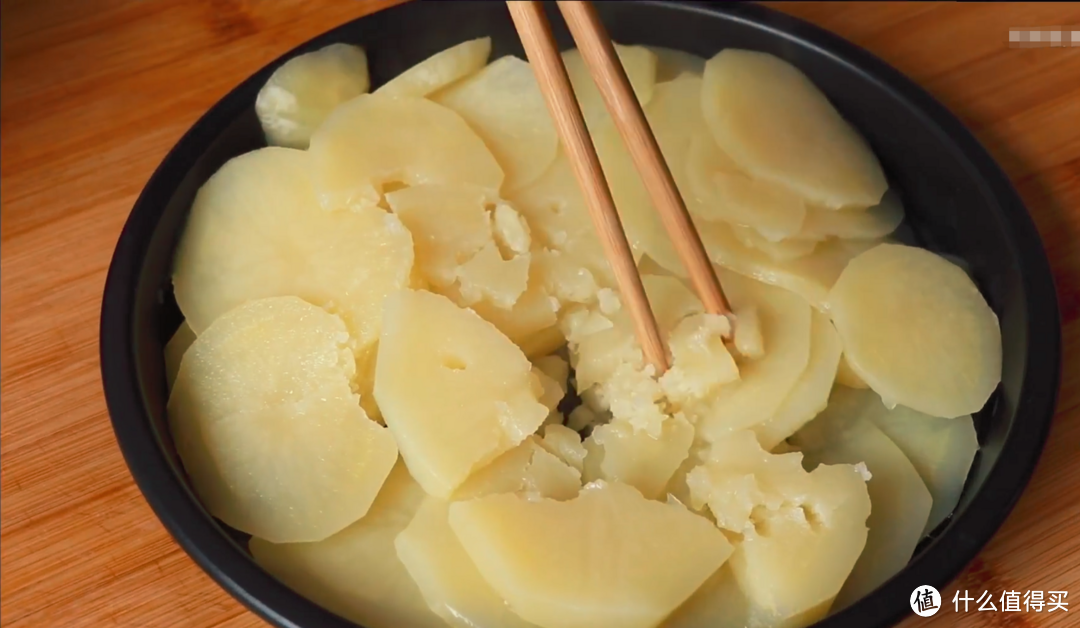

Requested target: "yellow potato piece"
[
  {"left": 172, "top": 148, "right": 413, "bottom": 351},
  {"left": 702, "top": 49, "right": 887, "bottom": 210},
  {"left": 563, "top": 44, "right": 658, "bottom": 130},
  {"left": 685, "top": 135, "right": 807, "bottom": 241},
  {"left": 449, "top": 263, "right": 561, "bottom": 351},
  {"left": 532, "top": 364, "right": 565, "bottom": 413},
  {"left": 663, "top": 564, "right": 822, "bottom": 628},
  {"left": 309, "top": 94, "right": 503, "bottom": 211},
  {"left": 376, "top": 37, "right": 492, "bottom": 98},
  {"left": 731, "top": 305, "right": 764, "bottom": 360},
  {"left": 791, "top": 386, "right": 933, "bottom": 611},
  {"left": 449, "top": 481, "right": 734, "bottom": 628},
  {"left": 435, "top": 56, "right": 559, "bottom": 192},
  {"left": 255, "top": 43, "right": 370, "bottom": 149},
  {"left": 800, "top": 189, "right": 904, "bottom": 240},
  {"left": 651, "top": 47, "right": 705, "bottom": 82},
  {"left": 374, "top": 290, "right": 548, "bottom": 498},
  {"left": 693, "top": 271, "right": 813, "bottom": 441},
  {"left": 687, "top": 431, "right": 870, "bottom": 623},
  {"left": 395, "top": 498, "right": 543, "bottom": 628},
  {"left": 454, "top": 435, "right": 582, "bottom": 502},
  {"left": 583, "top": 414, "right": 695, "bottom": 499},
  {"left": 385, "top": 184, "right": 492, "bottom": 289},
  {"left": 539, "top": 424, "right": 587, "bottom": 473},
  {"left": 754, "top": 310, "right": 843, "bottom": 450},
  {"left": 827, "top": 243, "right": 1002, "bottom": 417},
  {"left": 659, "top": 313, "right": 740, "bottom": 405},
  {"left": 250, "top": 460, "right": 445, "bottom": 628},
  {"left": 164, "top": 320, "right": 195, "bottom": 391},
  {"left": 860, "top": 394, "right": 979, "bottom": 534},
  {"left": 697, "top": 219, "right": 879, "bottom": 310},
  {"left": 455, "top": 242, "right": 530, "bottom": 309},
  {"left": 510, "top": 155, "right": 615, "bottom": 291},
  {"left": 396, "top": 441, "right": 579, "bottom": 628},
  {"left": 730, "top": 225, "right": 819, "bottom": 262},
  {"left": 169, "top": 296, "right": 398, "bottom": 543}
]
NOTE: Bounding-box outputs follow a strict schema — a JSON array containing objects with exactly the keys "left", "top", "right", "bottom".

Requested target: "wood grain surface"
[{"left": 1, "top": 1, "right": 1077, "bottom": 627}]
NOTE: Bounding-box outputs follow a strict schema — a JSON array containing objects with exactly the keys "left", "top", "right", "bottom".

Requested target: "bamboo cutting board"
[{"left": 1, "top": 1, "right": 1078, "bottom": 627}]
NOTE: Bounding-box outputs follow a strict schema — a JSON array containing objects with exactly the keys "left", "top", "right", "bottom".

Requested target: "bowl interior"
[{"left": 103, "top": 2, "right": 1060, "bottom": 628}]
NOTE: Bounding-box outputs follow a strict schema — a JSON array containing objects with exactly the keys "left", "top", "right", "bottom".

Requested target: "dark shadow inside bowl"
[{"left": 103, "top": 2, "right": 1060, "bottom": 628}]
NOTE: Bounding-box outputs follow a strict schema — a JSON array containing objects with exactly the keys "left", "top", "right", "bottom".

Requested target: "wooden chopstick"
[
  {"left": 506, "top": 0, "right": 670, "bottom": 373},
  {"left": 556, "top": 0, "right": 733, "bottom": 318}
]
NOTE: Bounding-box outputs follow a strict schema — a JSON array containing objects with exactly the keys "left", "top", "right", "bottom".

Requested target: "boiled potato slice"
[
  {"left": 687, "top": 431, "right": 871, "bottom": 623},
  {"left": 255, "top": 43, "right": 369, "bottom": 149},
  {"left": 309, "top": 94, "right": 503, "bottom": 211},
  {"left": 583, "top": 414, "right": 694, "bottom": 499},
  {"left": 685, "top": 135, "right": 806, "bottom": 241},
  {"left": 659, "top": 313, "right": 740, "bottom": 405},
  {"left": 791, "top": 386, "right": 933, "bottom": 611},
  {"left": 702, "top": 49, "right": 887, "bottom": 210},
  {"left": 385, "top": 184, "right": 492, "bottom": 289},
  {"left": 663, "top": 564, "right": 822, "bottom": 628},
  {"left": 172, "top": 148, "right": 413, "bottom": 356},
  {"left": 532, "top": 365, "right": 565, "bottom": 413},
  {"left": 540, "top": 424, "right": 587, "bottom": 473},
  {"left": 652, "top": 48, "right": 705, "bottom": 82},
  {"left": 396, "top": 498, "right": 544, "bottom": 628},
  {"left": 454, "top": 435, "right": 582, "bottom": 501},
  {"left": 732, "top": 305, "right": 764, "bottom": 360},
  {"left": 456, "top": 243, "right": 530, "bottom": 309},
  {"left": 754, "top": 310, "right": 843, "bottom": 450},
  {"left": 250, "top": 460, "right": 445, "bottom": 628},
  {"left": 164, "top": 321, "right": 195, "bottom": 391},
  {"left": 564, "top": 44, "right": 658, "bottom": 130},
  {"left": 509, "top": 155, "right": 615, "bottom": 291},
  {"left": 827, "top": 243, "right": 1002, "bottom": 417},
  {"left": 449, "top": 481, "right": 733, "bottom": 628},
  {"left": 730, "top": 225, "right": 818, "bottom": 262},
  {"left": 865, "top": 400, "right": 979, "bottom": 534},
  {"left": 692, "top": 271, "right": 813, "bottom": 441},
  {"left": 169, "top": 296, "right": 398, "bottom": 543},
  {"left": 396, "top": 443, "right": 579, "bottom": 628},
  {"left": 435, "top": 56, "right": 558, "bottom": 192},
  {"left": 800, "top": 189, "right": 904, "bottom": 240},
  {"left": 697, "top": 219, "right": 878, "bottom": 311},
  {"left": 451, "top": 264, "right": 561, "bottom": 351},
  {"left": 376, "top": 37, "right": 492, "bottom": 98},
  {"left": 374, "top": 290, "right": 549, "bottom": 498}
]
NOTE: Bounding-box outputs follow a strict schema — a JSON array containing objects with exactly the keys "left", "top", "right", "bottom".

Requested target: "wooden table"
[{"left": 1, "top": 1, "right": 1077, "bottom": 626}]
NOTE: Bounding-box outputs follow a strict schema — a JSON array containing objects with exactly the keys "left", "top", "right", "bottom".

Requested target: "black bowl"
[{"left": 99, "top": 1, "right": 1061, "bottom": 627}]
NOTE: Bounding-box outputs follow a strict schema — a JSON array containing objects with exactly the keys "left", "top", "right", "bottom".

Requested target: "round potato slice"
[
  {"left": 702, "top": 49, "right": 887, "bottom": 210},
  {"left": 800, "top": 189, "right": 905, "bottom": 240},
  {"left": 169, "top": 296, "right": 399, "bottom": 543},
  {"left": 308, "top": 94, "right": 503, "bottom": 211},
  {"left": 827, "top": 243, "right": 1002, "bottom": 417},
  {"left": 375, "top": 37, "right": 492, "bottom": 99},
  {"left": 685, "top": 134, "right": 807, "bottom": 241},
  {"left": 172, "top": 147, "right": 413, "bottom": 366},
  {"left": 435, "top": 56, "right": 559, "bottom": 193},
  {"left": 255, "top": 43, "right": 370, "bottom": 149},
  {"left": 696, "top": 219, "right": 878, "bottom": 311}
]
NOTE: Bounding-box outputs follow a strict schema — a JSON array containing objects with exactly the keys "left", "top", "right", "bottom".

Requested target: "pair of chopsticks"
[{"left": 507, "top": 0, "right": 731, "bottom": 373}]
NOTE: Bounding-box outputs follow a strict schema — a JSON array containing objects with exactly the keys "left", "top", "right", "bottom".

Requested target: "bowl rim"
[{"left": 99, "top": 2, "right": 1062, "bottom": 627}]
